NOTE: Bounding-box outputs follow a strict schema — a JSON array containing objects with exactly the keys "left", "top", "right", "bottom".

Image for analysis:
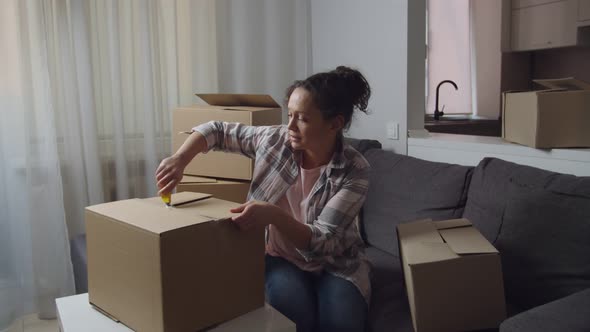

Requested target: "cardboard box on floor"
[
  {"left": 397, "top": 218, "right": 506, "bottom": 332},
  {"left": 173, "top": 94, "right": 282, "bottom": 180},
  {"left": 502, "top": 78, "right": 590, "bottom": 148},
  {"left": 177, "top": 175, "right": 250, "bottom": 204},
  {"left": 85, "top": 192, "right": 265, "bottom": 332}
]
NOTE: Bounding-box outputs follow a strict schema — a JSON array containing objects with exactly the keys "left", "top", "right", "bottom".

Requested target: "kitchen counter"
[{"left": 408, "top": 133, "right": 590, "bottom": 176}]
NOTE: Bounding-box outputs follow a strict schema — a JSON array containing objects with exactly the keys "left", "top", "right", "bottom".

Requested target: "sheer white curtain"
[
  {"left": 1, "top": 0, "right": 308, "bottom": 329},
  {"left": 0, "top": 1, "right": 74, "bottom": 329},
  {"left": 0, "top": 0, "right": 216, "bottom": 330},
  {"left": 65, "top": 0, "right": 217, "bottom": 237}
]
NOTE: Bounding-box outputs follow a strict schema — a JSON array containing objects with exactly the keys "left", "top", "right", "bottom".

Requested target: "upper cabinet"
[
  {"left": 513, "top": 0, "right": 566, "bottom": 9},
  {"left": 510, "top": 0, "right": 590, "bottom": 51},
  {"left": 580, "top": 0, "right": 590, "bottom": 22}
]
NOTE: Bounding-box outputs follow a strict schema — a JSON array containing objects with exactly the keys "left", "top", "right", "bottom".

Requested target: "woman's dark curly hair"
[{"left": 285, "top": 66, "right": 371, "bottom": 130}]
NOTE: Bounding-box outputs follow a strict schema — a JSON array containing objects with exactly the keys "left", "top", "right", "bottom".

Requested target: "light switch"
[{"left": 386, "top": 121, "right": 399, "bottom": 140}]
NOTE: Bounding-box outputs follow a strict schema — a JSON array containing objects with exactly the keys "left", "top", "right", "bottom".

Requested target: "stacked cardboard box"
[
  {"left": 173, "top": 94, "right": 283, "bottom": 203},
  {"left": 85, "top": 95, "right": 282, "bottom": 331},
  {"left": 502, "top": 78, "right": 590, "bottom": 148},
  {"left": 86, "top": 192, "right": 265, "bottom": 332}
]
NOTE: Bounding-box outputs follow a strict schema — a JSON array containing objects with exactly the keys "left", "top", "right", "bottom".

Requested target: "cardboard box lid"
[
  {"left": 434, "top": 218, "right": 472, "bottom": 230},
  {"left": 86, "top": 192, "right": 239, "bottom": 235},
  {"left": 533, "top": 77, "right": 590, "bottom": 91},
  {"left": 180, "top": 175, "right": 250, "bottom": 186},
  {"left": 143, "top": 191, "right": 241, "bottom": 219},
  {"left": 435, "top": 218, "right": 498, "bottom": 255},
  {"left": 502, "top": 78, "right": 590, "bottom": 97},
  {"left": 398, "top": 220, "right": 459, "bottom": 265},
  {"left": 196, "top": 94, "right": 280, "bottom": 109},
  {"left": 399, "top": 218, "right": 498, "bottom": 266},
  {"left": 180, "top": 175, "right": 217, "bottom": 184},
  {"left": 438, "top": 229, "right": 498, "bottom": 255}
]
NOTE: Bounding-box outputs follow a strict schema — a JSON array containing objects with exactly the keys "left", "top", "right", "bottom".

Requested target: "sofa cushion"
[
  {"left": 362, "top": 150, "right": 473, "bottom": 256},
  {"left": 499, "top": 181, "right": 590, "bottom": 310},
  {"left": 464, "top": 157, "right": 590, "bottom": 311},
  {"left": 499, "top": 288, "right": 590, "bottom": 332},
  {"left": 365, "top": 246, "right": 413, "bottom": 332},
  {"left": 462, "top": 157, "right": 572, "bottom": 242}
]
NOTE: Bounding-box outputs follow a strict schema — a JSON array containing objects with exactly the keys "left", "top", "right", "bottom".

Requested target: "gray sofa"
[
  {"left": 71, "top": 139, "right": 590, "bottom": 331},
  {"left": 355, "top": 142, "right": 590, "bottom": 332}
]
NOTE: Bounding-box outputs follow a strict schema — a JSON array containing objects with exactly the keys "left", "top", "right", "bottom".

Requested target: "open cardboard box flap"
[
  {"left": 505, "top": 78, "right": 590, "bottom": 95},
  {"left": 438, "top": 226, "right": 498, "bottom": 255},
  {"left": 434, "top": 218, "right": 472, "bottom": 230},
  {"left": 180, "top": 175, "right": 218, "bottom": 184},
  {"left": 404, "top": 241, "right": 459, "bottom": 265},
  {"left": 196, "top": 93, "right": 280, "bottom": 110},
  {"left": 434, "top": 218, "right": 498, "bottom": 255},
  {"left": 398, "top": 220, "right": 458, "bottom": 265},
  {"left": 533, "top": 77, "right": 590, "bottom": 91}
]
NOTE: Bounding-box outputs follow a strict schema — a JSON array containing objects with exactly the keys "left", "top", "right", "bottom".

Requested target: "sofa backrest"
[
  {"left": 362, "top": 150, "right": 474, "bottom": 257},
  {"left": 463, "top": 157, "right": 590, "bottom": 311},
  {"left": 344, "top": 137, "right": 382, "bottom": 154}
]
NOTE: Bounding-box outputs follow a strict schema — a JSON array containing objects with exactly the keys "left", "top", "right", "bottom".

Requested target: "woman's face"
[{"left": 287, "top": 87, "right": 342, "bottom": 153}]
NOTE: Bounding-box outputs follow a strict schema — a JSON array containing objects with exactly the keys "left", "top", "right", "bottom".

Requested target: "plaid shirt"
[{"left": 193, "top": 121, "right": 372, "bottom": 303}]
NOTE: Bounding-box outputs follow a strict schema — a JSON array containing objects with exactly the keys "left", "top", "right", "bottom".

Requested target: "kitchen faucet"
[{"left": 434, "top": 80, "right": 458, "bottom": 120}]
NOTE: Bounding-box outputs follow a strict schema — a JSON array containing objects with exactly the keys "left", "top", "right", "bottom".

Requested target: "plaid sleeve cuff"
[
  {"left": 191, "top": 121, "right": 218, "bottom": 152},
  {"left": 295, "top": 224, "right": 322, "bottom": 262}
]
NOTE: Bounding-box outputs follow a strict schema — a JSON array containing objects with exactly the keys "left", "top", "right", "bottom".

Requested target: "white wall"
[
  {"left": 215, "top": 0, "right": 311, "bottom": 123},
  {"left": 311, "top": 0, "right": 411, "bottom": 152},
  {"left": 407, "top": 0, "right": 427, "bottom": 136},
  {"left": 472, "top": 0, "right": 502, "bottom": 119}
]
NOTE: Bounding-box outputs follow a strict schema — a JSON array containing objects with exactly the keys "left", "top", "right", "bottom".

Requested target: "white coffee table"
[{"left": 56, "top": 293, "right": 295, "bottom": 332}]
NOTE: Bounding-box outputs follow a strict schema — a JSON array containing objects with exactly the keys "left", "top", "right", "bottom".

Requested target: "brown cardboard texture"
[
  {"left": 397, "top": 218, "right": 506, "bottom": 332},
  {"left": 85, "top": 192, "right": 265, "bottom": 332},
  {"left": 502, "top": 78, "right": 590, "bottom": 148},
  {"left": 173, "top": 94, "right": 282, "bottom": 180},
  {"left": 177, "top": 175, "right": 250, "bottom": 204}
]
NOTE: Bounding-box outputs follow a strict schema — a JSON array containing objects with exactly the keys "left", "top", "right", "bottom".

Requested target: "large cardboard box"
[
  {"left": 173, "top": 94, "right": 282, "bottom": 180},
  {"left": 397, "top": 218, "right": 506, "bottom": 332},
  {"left": 502, "top": 78, "right": 590, "bottom": 148},
  {"left": 85, "top": 192, "right": 265, "bottom": 332},
  {"left": 177, "top": 175, "right": 250, "bottom": 204}
]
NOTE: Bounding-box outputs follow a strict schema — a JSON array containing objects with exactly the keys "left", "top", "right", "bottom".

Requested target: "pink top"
[{"left": 266, "top": 165, "right": 325, "bottom": 272}]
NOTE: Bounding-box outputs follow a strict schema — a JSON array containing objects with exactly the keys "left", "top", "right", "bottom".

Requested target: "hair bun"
[{"left": 332, "top": 66, "right": 371, "bottom": 112}]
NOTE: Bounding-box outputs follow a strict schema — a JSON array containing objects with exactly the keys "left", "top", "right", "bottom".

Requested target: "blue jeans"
[{"left": 265, "top": 255, "right": 367, "bottom": 332}]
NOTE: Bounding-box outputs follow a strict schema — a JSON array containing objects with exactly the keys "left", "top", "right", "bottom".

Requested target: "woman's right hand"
[{"left": 156, "top": 154, "right": 187, "bottom": 195}]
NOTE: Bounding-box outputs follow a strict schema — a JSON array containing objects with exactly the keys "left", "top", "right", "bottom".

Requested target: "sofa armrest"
[{"left": 500, "top": 288, "right": 590, "bottom": 332}]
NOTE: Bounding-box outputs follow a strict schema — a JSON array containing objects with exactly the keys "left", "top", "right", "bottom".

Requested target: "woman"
[{"left": 156, "top": 66, "right": 372, "bottom": 332}]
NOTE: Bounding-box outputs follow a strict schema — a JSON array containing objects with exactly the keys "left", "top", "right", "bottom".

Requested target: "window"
[{"left": 426, "top": 0, "right": 473, "bottom": 116}]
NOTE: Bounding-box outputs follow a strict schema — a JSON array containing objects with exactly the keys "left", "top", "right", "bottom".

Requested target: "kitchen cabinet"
[
  {"left": 512, "top": 0, "right": 564, "bottom": 9},
  {"left": 579, "top": 0, "right": 590, "bottom": 24},
  {"left": 511, "top": 0, "right": 578, "bottom": 51}
]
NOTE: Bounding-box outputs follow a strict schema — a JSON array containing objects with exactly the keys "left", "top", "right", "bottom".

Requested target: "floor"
[{"left": 3, "top": 315, "right": 58, "bottom": 332}]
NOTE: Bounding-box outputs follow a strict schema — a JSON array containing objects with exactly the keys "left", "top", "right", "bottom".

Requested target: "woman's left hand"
[{"left": 230, "top": 201, "right": 285, "bottom": 231}]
